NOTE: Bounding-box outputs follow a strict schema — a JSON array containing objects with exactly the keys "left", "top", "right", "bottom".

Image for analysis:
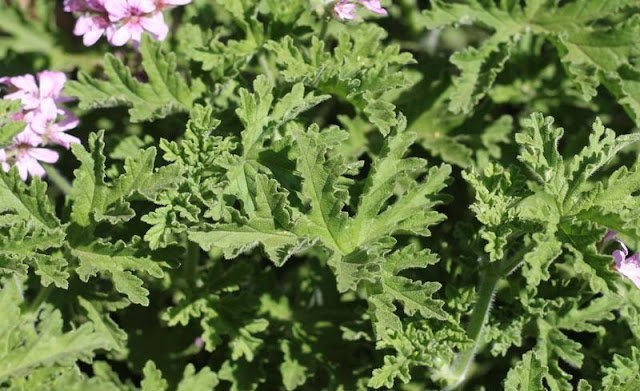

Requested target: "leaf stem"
[
  {"left": 44, "top": 164, "right": 73, "bottom": 196},
  {"left": 28, "top": 284, "right": 54, "bottom": 313},
  {"left": 445, "top": 268, "right": 500, "bottom": 390},
  {"left": 445, "top": 244, "right": 533, "bottom": 389},
  {"left": 185, "top": 239, "right": 200, "bottom": 294}
]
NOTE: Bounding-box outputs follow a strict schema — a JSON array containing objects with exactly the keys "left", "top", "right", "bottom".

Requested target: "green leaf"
[
  {"left": 78, "top": 298, "right": 127, "bottom": 355},
  {"left": 279, "top": 341, "right": 308, "bottom": 391},
  {"left": 189, "top": 174, "right": 313, "bottom": 266},
  {"left": 521, "top": 232, "right": 563, "bottom": 287},
  {"left": 71, "top": 240, "right": 164, "bottom": 306},
  {"left": 71, "top": 132, "right": 184, "bottom": 232},
  {"left": 109, "top": 134, "right": 155, "bottom": 160},
  {"left": 0, "top": 221, "right": 68, "bottom": 288},
  {"left": 290, "top": 125, "right": 351, "bottom": 253},
  {"left": 369, "top": 355, "right": 410, "bottom": 389},
  {"left": 0, "top": 280, "right": 109, "bottom": 383},
  {"left": 218, "top": 359, "right": 264, "bottom": 391},
  {"left": 516, "top": 114, "right": 566, "bottom": 197},
  {"left": 0, "top": 100, "right": 24, "bottom": 149},
  {"left": 504, "top": 350, "right": 548, "bottom": 391},
  {"left": 363, "top": 96, "right": 397, "bottom": 137},
  {"left": 70, "top": 131, "right": 108, "bottom": 228},
  {"left": 352, "top": 128, "right": 451, "bottom": 244},
  {"left": 602, "top": 347, "right": 640, "bottom": 388},
  {"left": 141, "top": 201, "right": 193, "bottom": 250},
  {"left": 229, "top": 318, "right": 269, "bottom": 362},
  {"left": 176, "top": 364, "right": 219, "bottom": 391},
  {"left": 109, "top": 147, "right": 183, "bottom": 203},
  {"left": 65, "top": 35, "right": 202, "bottom": 122},
  {"left": 420, "top": 0, "right": 640, "bottom": 121},
  {"left": 141, "top": 361, "right": 168, "bottom": 391},
  {"left": 0, "top": 170, "right": 60, "bottom": 229},
  {"left": 1, "top": 365, "right": 122, "bottom": 391},
  {"left": 449, "top": 40, "right": 513, "bottom": 114},
  {"left": 236, "top": 77, "right": 329, "bottom": 159},
  {"left": 368, "top": 320, "right": 470, "bottom": 389},
  {"left": 578, "top": 380, "right": 593, "bottom": 391},
  {"left": 265, "top": 26, "right": 415, "bottom": 134}
]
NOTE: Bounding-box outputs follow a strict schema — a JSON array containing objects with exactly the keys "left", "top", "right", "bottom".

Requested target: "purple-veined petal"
[{"left": 105, "top": 0, "right": 130, "bottom": 21}]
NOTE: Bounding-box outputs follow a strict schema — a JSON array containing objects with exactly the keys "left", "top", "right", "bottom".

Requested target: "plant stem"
[
  {"left": 445, "top": 244, "right": 532, "bottom": 389},
  {"left": 28, "top": 284, "right": 54, "bottom": 313},
  {"left": 185, "top": 240, "right": 200, "bottom": 294},
  {"left": 445, "top": 269, "right": 500, "bottom": 390},
  {"left": 319, "top": 17, "right": 329, "bottom": 41},
  {"left": 44, "top": 164, "right": 72, "bottom": 196}
]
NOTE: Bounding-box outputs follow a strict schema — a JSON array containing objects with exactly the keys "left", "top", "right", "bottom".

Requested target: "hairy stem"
[
  {"left": 44, "top": 164, "right": 73, "bottom": 196},
  {"left": 445, "top": 269, "right": 500, "bottom": 390},
  {"left": 446, "top": 244, "right": 533, "bottom": 389}
]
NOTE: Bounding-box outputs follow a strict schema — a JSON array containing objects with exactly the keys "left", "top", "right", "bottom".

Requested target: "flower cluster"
[
  {"left": 64, "top": 0, "right": 191, "bottom": 47},
  {"left": 332, "top": 0, "right": 388, "bottom": 21},
  {"left": 0, "top": 72, "right": 79, "bottom": 181},
  {"left": 604, "top": 230, "right": 640, "bottom": 289}
]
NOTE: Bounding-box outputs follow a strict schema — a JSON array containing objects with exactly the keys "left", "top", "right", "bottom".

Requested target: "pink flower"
[
  {"left": 64, "top": 0, "right": 85, "bottom": 12},
  {"left": 333, "top": 0, "right": 357, "bottom": 20},
  {"left": 1, "top": 70, "right": 77, "bottom": 181},
  {"left": 613, "top": 245, "right": 640, "bottom": 290},
  {"left": 331, "top": 0, "right": 388, "bottom": 21},
  {"left": 66, "top": 0, "right": 189, "bottom": 47},
  {"left": 105, "top": 0, "right": 169, "bottom": 46},
  {"left": 74, "top": 13, "right": 111, "bottom": 46},
  {"left": 604, "top": 231, "right": 640, "bottom": 289},
  {"left": 30, "top": 112, "right": 81, "bottom": 150},
  {"left": 3, "top": 133, "right": 59, "bottom": 181},
  {"left": 0, "top": 71, "right": 70, "bottom": 124},
  {"left": 67, "top": 0, "right": 111, "bottom": 46},
  {"left": 603, "top": 230, "right": 618, "bottom": 244},
  {"left": 357, "top": 0, "right": 388, "bottom": 15},
  {"left": 194, "top": 337, "right": 204, "bottom": 348},
  {"left": 65, "top": 0, "right": 107, "bottom": 13},
  {"left": 154, "top": 0, "right": 192, "bottom": 11}
]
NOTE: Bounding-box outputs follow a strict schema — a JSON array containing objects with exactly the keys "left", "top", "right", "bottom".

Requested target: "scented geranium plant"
[{"left": 2, "top": 0, "right": 640, "bottom": 390}]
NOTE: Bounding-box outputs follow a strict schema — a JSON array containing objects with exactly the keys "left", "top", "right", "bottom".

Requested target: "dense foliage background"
[{"left": 2, "top": 0, "right": 640, "bottom": 390}]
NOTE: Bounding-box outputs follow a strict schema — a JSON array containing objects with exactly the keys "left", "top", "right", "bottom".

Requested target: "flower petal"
[
  {"left": 54, "top": 113, "right": 80, "bottom": 132},
  {"left": 8, "top": 74, "right": 38, "bottom": 94},
  {"left": 16, "top": 160, "right": 29, "bottom": 181},
  {"left": 38, "top": 71, "right": 67, "bottom": 99},
  {"left": 83, "top": 28, "right": 106, "bottom": 46},
  {"left": 358, "top": 0, "right": 388, "bottom": 15},
  {"left": 105, "top": 0, "right": 130, "bottom": 21},
  {"left": 28, "top": 148, "right": 60, "bottom": 164},
  {"left": 140, "top": 12, "right": 169, "bottom": 41},
  {"left": 134, "top": 0, "right": 157, "bottom": 13},
  {"left": 49, "top": 132, "right": 81, "bottom": 149},
  {"left": 109, "top": 24, "right": 133, "bottom": 46}
]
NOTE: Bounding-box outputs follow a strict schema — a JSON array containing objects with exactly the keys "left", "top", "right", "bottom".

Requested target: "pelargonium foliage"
[{"left": 1, "top": 1, "right": 640, "bottom": 390}]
